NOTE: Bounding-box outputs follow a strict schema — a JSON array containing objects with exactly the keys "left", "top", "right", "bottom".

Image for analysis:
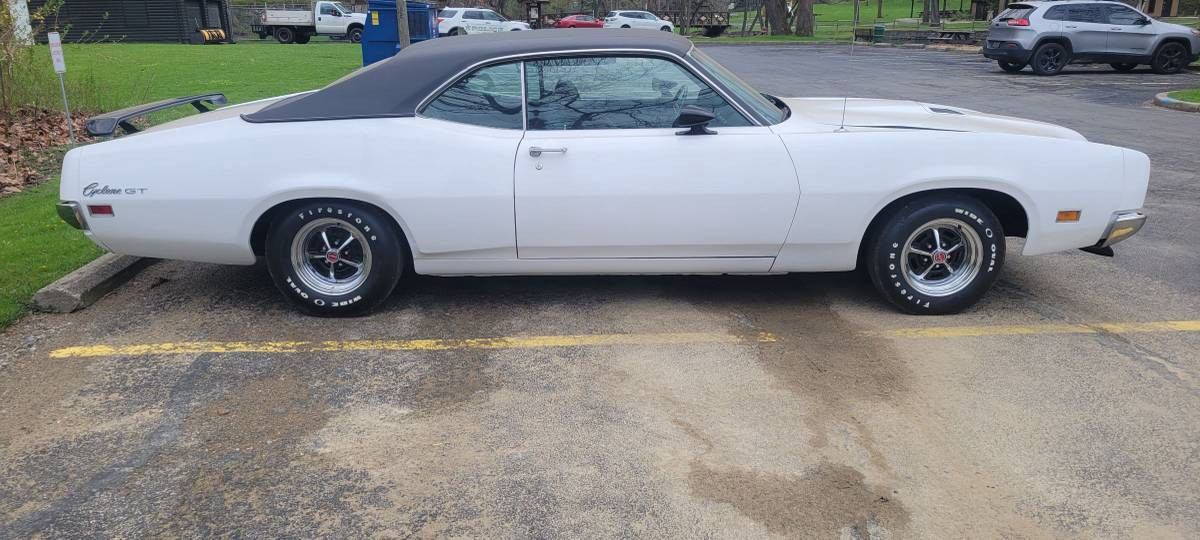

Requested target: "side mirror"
[
  {"left": 674, "top": 106, "right": 717, "bottom": 136},
  {"left": 1137, "top": 16, "right": 1151, "bottom": 25}
]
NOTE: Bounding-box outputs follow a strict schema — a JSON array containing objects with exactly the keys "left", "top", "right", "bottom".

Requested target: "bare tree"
[
  {"left": 792, "top": 0, "right": 813, "bottom": 36},
  {"left": 764, "top": 0, "right": 789, "bottom": 35}
]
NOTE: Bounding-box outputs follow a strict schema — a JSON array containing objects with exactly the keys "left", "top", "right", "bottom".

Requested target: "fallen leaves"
[{"left": 1, "top": 107, "right": 92, "bottom": 195}]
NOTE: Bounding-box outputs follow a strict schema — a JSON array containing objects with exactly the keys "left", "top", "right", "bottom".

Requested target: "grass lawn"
[
  {"left": 0, "top": 176, "right": 105, "bottom": 327},
  {"left": 1168, "top": 89, "right": 1200, "bottom": 103},
  {"left": 1, "top": 41, "right": 363, "bottom": 327}
]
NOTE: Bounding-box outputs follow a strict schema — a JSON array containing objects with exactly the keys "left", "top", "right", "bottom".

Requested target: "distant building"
[{"left": 25, "top": 0, "right": 233, "bottom": 43}]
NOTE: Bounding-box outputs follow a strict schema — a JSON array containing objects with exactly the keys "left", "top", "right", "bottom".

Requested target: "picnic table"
[{"left": 926, "top": 29, "right": 975, "bottom": 44}]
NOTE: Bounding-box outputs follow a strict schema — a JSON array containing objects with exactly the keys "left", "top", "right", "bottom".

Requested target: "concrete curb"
[
  {"left": 32, "top": 254, "right": 157, "bottom": 313},
  {"left": 1154, "top": 92, "right": 1200, "bottom": 112},
  {"left": 899, "top": 43, "right": 926, "bottom": 49}
]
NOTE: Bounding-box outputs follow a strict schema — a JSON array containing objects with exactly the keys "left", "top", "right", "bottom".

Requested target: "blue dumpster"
[{"left": 362, "top": 1, "right": 438, "bottom": 66}]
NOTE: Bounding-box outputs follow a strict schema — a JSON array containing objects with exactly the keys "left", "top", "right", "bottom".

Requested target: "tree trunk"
[
  {"left": 764, "top": 0, "right": 789, "bottom": 35},
  {"left": 793, "top": 0, "right": 814, "bottom": 36}
]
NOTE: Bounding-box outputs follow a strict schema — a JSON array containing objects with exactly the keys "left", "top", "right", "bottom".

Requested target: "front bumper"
[
  {"left": 1097, "top": 211, "right": 1146, "bottom": 248},
  {"left": 982, "top": 41, "right": 1033, "bottom": 63}
]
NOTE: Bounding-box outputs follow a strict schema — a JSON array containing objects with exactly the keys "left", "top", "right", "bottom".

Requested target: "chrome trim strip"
[
  {"left": 518, "top": 60, "right": 528, "bottom": 131},
  {"left": 413, "top": 47, "right": 760, "bottom": 127},
  {"left": 56, "top": 201, "right": 87, "bottom": 230}
]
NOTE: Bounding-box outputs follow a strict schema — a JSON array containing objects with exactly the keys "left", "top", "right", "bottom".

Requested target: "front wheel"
[
  {"left": 1030, "top": 42, "right": 1068, "bottom": 75},
  {"left": 661, "top": 26, "right": 672, "bottom": 32},
  {"left": 293, "top": 32, "right": 311, "bottom": 44},
  {"left": 866, "top": 196, "right": 1005, "bottom": 315},
  {"left": 266, "top": 200, "right": 404, "bottom": 316},
  {"left": 998, "top": 60, "right": 1026, "bottom": 72},
  {"left": 1151, "top": 42, "right": 1188, "bottom": 74},
  {"left": 348, "top": 27, "right": 363, "bottom": 43},
  {"left": 621, "top": 24, "right": 631, "bottom": 28}
]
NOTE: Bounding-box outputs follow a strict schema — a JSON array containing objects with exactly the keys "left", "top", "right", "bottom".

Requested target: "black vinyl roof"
[{"left": 244, "top": 29, "right": 695, "bottom": 123}]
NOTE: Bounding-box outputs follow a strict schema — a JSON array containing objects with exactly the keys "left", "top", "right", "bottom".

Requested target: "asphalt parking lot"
[{"left": 2, "top": 45, "right": 1199, "bottom": 538}]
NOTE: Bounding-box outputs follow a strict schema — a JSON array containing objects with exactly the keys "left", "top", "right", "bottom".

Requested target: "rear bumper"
[
  {"left": 1096, "top": 210, "right": 1146, "bottom": 248},
  {"left": 982, "top": 42, "right": 1033, "bottom": 63},
  {"left": 57, "top": 201, "right": 86, "bottom": 230}
]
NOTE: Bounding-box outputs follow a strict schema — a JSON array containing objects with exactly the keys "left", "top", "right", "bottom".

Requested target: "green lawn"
[
  {"left": 1, "top": 41, "right": 363, "bottom": 327},
  {"left": 1168, "top": 89, "right": 1200, "bottom": 103},
  {"left": 0, "top": 177, "right": 105, "bottom": 327}
]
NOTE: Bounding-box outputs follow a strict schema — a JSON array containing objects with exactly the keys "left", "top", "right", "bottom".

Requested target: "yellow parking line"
[
  {"left": 45, "top": 321, "right": 1200, "bottom": 359},
  {"left": 878, "top": 320, "right": 1200, "bottom": 338},
  {"left": 48, "top": 332, "right": 779, "bottom": 359}
]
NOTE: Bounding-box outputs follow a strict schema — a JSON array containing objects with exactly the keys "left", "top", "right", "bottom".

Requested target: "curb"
[
  {"left": 32, "top": 254, "right": 157, "bottom": 313},
  {"left": 899, "top": 43, "right": 926, "bottom": 49},
  {"left": 1154, "top": 92, "right": 1200, "bottom": 112}
]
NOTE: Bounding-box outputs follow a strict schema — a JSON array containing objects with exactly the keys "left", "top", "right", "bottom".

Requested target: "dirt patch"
[{"left": 688, "top": 460, "right": 909, "bottom": 537}]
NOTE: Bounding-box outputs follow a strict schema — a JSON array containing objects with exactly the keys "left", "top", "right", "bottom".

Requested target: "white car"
[
  {"left": 604, "top": 10, "right": 675, "bottom": 32},
  {"left": 59, "top": 30, "right": 1148, "bottom": 316},
  {"left": 437, "top": 7, "right": 529, "bottom": 36}
]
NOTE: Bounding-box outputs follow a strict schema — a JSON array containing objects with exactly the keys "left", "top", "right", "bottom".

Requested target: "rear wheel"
[
  {"left": 1110, "top": 62, "right": 1137, "bottom": 71},
  {"left": 274, "top": 26, "right": 295, "bottom": 44},
  {"left": 998, "top": 60, "right": 1026, "bottom": 72},
  {"left": 621, "top": 24, "right": 631, "bottom": 28},
  {"left": 866, "top": 195, "right": 1005, "bottom": 315},
  {"left": 1151, "top": 42, "right": 1188, "bottom": 74},
  {"left": 1030, "top": 42, "right": 1068, "bottom": 75},
  {"left": 449, "top": 27, "right": 464, "bottom": 36},
  {"left": 266, "top": 200, "right": 404, "bottom": 316},
  {"left": 293, "top": 32, "right": 311, "bottom": 44}
]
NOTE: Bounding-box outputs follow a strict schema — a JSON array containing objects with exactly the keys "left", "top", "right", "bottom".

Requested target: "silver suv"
[{"left": 982, "top": 0, "right": 1200, "bottom": 75}]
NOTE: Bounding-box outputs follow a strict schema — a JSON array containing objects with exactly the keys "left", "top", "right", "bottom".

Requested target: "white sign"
[{"left": 48, "top": 32, "right": 66, "bottom": 73}]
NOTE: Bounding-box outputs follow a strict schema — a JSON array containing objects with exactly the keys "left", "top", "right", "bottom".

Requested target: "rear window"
[
  {"left": 440, "top": 9, "right": 458, "bottom": 18},
  {"left": 996, "top": 6, "right": 1035, "bottom": 21}
]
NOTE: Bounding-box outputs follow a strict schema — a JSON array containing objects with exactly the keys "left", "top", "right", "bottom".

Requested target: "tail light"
[
  {"left": 1007, "top": 18, "right": 1030, "bottom": 26},
  {"left": 436, "top": 17, "right": 443, "bottom": 24},
  {"left": 87, "top": 204, "right": 114, "bottom": 217}
]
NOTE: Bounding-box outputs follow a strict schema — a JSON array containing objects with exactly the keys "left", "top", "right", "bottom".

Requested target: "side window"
[
  {"left": 524, "top": 56, "right": 750, "bottom": 131},
  {"left": 423, "top": 62, "right": 523, "bottom": 129},
  {"left": 1043, "top": 6, "right": 1066, "bottom": 20},
  {"left": 464, "top": 11, "right": 482, "bottom": 20},
  {"left": 1106, "top": 6, "right": 1143, "bottom": 25},
  {"left": 1065, "top": 4, "right": 1104, "bottom": 23},
  {"left": 440, "top": 9, "right": 458, "bottom": 18},
  {"left": 320, "top": 3, "right": 338, "bottom": 15},
  {"left": 483, "top": 11, "right": 504, "bottom": 21}
]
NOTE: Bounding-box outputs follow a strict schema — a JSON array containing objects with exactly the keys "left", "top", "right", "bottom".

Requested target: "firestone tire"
[
  {"left": 266, "top": 200, "right": 404, "bottom": 317},
  {"left": 865, "top": 195, "right": 1005, "bottom": 315}
]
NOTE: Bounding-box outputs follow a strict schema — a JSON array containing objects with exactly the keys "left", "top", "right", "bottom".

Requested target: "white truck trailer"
[{"left": 252, "top": 1, "right": 367, "bottom": 44}]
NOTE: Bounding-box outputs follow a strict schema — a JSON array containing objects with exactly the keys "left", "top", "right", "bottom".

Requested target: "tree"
[
  {"left": 763, "top": 0, "right": 789, "bottom": 35},
  {"left": 792, "top": 0, "right": 813, "bottom": 36}
]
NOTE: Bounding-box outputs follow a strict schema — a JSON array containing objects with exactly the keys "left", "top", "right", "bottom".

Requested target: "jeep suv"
[{"left": 982, "top": 0, "right": 1200, "bottom": 75}]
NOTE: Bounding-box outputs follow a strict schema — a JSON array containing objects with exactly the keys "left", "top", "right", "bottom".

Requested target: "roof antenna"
[{"left": 839, "top": 0, "right": 861, "bottom": 132}]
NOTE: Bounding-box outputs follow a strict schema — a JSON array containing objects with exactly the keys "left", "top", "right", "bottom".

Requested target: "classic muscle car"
[{"left": 57, "top": 30, "right": 1148, "bottom": 316}]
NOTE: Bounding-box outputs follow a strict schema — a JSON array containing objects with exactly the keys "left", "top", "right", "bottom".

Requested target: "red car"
[{"left": 554, "top": 14, "right": 603, "bottom": 28}]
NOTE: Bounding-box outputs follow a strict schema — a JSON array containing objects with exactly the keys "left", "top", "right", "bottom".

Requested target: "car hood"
[{"left": 779, "top": 97, "right": 1086, "bottom": 141}]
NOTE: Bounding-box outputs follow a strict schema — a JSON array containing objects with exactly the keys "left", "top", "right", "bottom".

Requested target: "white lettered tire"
[
  {"left": 866, "top": 195, "right": 1005, "bottom": 314},
  {"left": 265, "top": 200, "right": 404, "bottom": 316}
]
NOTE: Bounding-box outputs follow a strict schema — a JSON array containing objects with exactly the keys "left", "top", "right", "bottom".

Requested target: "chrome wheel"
[
  {"left": 289, "top": 218, "right": 372, "bottom": 296},
  {"left": 900, "top": 218, "right": 983, "bottom": 297}
]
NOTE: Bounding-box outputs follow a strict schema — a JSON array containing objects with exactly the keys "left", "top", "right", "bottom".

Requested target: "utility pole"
[{"left": 396, "top": 0, "right": 410, "bottom": 48}]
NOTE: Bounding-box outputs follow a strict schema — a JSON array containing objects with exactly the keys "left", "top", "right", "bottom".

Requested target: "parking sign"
[{"left": 48, "top": 32, "right": 66, "bottom": 73}]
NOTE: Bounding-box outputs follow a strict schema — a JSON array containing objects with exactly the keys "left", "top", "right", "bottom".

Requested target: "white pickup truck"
[{"left": 252, "top": 1, "right": 367, "bottom": 44}]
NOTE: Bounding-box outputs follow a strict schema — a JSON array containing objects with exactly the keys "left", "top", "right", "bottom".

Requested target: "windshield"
[{"left": 689, "top": 48, "right": 786, "bottom": 124}]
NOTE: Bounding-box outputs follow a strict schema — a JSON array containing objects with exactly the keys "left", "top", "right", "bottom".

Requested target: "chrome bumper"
[
  {"left": 56, "top": 201, "right": 87, "bottom": 230},
  {"left": 1098, "top": 210, "right": 1146, "bottom": 248}
]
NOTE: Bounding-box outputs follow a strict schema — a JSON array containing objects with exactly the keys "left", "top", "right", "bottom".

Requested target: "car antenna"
[{"left": 839, "top": 1, "right": 861, "bottom": 132}]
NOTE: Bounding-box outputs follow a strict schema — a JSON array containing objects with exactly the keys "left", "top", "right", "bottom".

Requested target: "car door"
[
  {"left": 481, "top": 10, "right": 506, "bottom": 32},
  {"left": 315, "top": 1, "right": 343, "bottom": 34},
  {"left": 1063, "top": 3, "right": 1108, "bottom": 57},
  {"left": 514, "top": 55, "right": 799, "bottom": 265},
  {"left": 1104, "top": 4, "right": 1156, "bottom": 56},
  {"left": 462, "top": 10, "right": 486, "bottom": 33}
]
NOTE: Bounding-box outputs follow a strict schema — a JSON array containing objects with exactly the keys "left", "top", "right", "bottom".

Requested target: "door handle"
[
  {"left": 1110, "top": 27, "right": 1123, "bottom": 30},
  {"left": 1065, "top": 25, "right": 1077, "bottom": 28},
  {"left": 529, "top": 147, "right": 567, "bottom": 157}
]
